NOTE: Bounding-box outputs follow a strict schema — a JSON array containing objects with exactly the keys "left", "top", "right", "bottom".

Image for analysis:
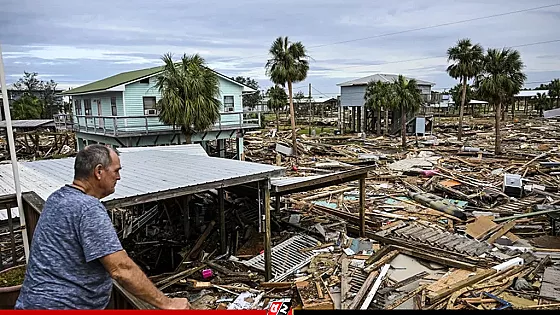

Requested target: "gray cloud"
[{"left": 2, "top": 0, "right": 560, "bottom": 94}]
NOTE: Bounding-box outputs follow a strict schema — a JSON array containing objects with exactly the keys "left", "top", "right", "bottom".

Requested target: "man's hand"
[{"left": 162, "top": 297, "right": 191, "bottom": 310}]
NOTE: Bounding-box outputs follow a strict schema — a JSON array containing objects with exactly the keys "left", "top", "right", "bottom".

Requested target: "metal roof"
[
  {"left": 337, "top": 74, "right": 436, "bottom": 87},
  {"left": 116, "top": 144, "right": 209, "bottom": 156},
  {"left": 0, "top": 119, "right": 54, "bottom": 128},
  {"left": 0, "top": 146, "right": 284, "bottom": 208}
]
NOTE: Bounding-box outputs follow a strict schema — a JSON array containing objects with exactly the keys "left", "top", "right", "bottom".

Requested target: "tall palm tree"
[
  {"left": 392, "top": 75, "right": 423, "bottom": 148},
  {"left": 267, "top": 85, "right": 288, "bottom": 131},
  {"left": 447, "top": 39, "right": 484, "bottom": 141},
  {"left": 549, "top": 79, "right": 560, "bottom": 107},
  {"left": 155, "top": 53, "right": 221, "bottom": 143},
  {"left": 265, "top": 36, "right": 310, "bottom": 158},
  {"left": 535, "top": 92, "right": 550, "bottom": 116},
  {"left": 477, "top": 48, "right": 526, "bottom": 155}
]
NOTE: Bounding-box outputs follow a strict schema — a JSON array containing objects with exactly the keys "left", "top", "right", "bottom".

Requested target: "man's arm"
[{"left": 100, "top": 250, "right": 190, "bottom": 309}]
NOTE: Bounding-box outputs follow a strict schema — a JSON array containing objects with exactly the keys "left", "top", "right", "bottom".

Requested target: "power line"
[
  {"left": 215, "top": 4, "right": 560, "bottom": 64},
  {"left": 308, "top": 4, "right": 560, "bottom": 49},
  {"left": 310, "top": 39, "right": 560, "bottom": 71}
]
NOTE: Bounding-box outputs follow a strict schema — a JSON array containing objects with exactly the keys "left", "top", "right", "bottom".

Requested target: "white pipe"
[{"left": 0, "top": 43, "right": 30, "bottom": 262}]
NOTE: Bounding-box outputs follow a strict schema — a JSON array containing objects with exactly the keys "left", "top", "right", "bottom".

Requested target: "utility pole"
[{"left": 308, "top": 83, "right": 312, "bottom": 136}]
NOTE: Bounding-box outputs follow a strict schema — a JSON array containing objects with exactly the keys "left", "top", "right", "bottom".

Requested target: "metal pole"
[{"left": 0, "top": 43, "right": 30, "bottom": 262}]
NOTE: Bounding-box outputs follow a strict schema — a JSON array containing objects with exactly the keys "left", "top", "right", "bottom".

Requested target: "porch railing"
[{"left": 54, "top": 112, "right": 261, "bottom": 136}]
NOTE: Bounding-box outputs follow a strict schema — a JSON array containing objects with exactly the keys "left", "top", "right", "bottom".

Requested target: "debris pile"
[
  {"left": 106, "top": 117, "right": 560, "bottom": 310},
  {"left": 0, "top": 131, "right": 76, "bottom": 161}
]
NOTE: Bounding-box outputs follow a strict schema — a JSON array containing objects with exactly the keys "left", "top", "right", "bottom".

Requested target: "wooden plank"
[
  {"left": 340, "top": 257, "right": 350, "bottom": 309},
  {"left": 385, "top": 284, "right": 429, "bottom": 310},
  {"left": 392, "top": 245, "right": 477, "bottom": 271},
  {"left": 187, "top": 220, "right": 216, "bottom": 260},
  {"left": 263, "top": 180, "right": 272, "bottom": 281},
  {"left": 102, "top": 171, "right": 282, "bottom": 209},
  {"left": 259, "top": 282, "right": 293, "bottom": 289},
  {"left": 466, "top": 216, "right": 496, "bottom": 240},
  {"left": 359, "top": 177, "right": 366, "bottom": 237},
  {"left": 487, "top": 220, "right": 517, "bottom": 244},
  {"left": 272, "top": 166, "right": 374, "bottom": 195},
  {"left": 364, "top": 250, "right": 399, "bottom": 273},
  {"left": 218, "top": 188, "right": 226, "bottom": 254},
  {"left": 361, "top": 264, "right": 391, "bottom": 310},
  {"left": 427, "top": 269, "right": 497, "bottom": 303},
  {"left": 427, "top": 269, "right": 473, "bottom": 293},
  {"left": 348, "top": 271, "right": 379, "bottom": 309}
]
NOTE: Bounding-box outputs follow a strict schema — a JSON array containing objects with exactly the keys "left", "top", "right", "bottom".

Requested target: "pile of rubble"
[
  {"left": 0, "top": 131, "right": 75, "bottom": 162},
  {"left": 107, "top": 117, "right": 560, "bottom": 310}
]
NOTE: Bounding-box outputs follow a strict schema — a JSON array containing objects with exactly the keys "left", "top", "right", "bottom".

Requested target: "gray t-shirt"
[{"left": 16, "top": 185, "right": 123, "bottom": 309}]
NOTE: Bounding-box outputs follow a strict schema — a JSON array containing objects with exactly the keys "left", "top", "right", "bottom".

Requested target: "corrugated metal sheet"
[
  {"left": 0, "top": 119, "right": 54, "bottom": 128},
  {"left": 116, "top": 144, "right": 208, "bottom": 156},
  {"left": 242, "top": 234, "right": 320, "bottom": 282},
  {"left": 0, "top": 148, "right": 284, "bottom": 204}
]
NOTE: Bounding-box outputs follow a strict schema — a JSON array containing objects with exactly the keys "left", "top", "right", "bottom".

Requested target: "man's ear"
[{"left": 95, "top": 164, "right": 103, "bottom": 179}]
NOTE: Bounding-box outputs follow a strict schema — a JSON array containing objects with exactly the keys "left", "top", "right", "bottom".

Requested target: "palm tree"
[
  {"left": 549, "top": 79, "right": 560, "bottom": 107},
  {"left": 364, "top": 81, "right": 388, "bottom": 135},
  {"left": 447, "top": 39, "right": 484, "bottom": 141},
  {"left": 535, "top": 92, "right": 550, "bottom": 116},
  {"left": 155, "top": 53, "right": 221, "bottom": 143},
  {"left": 477, "top": 48, "right": 526, "bottom": 155},
  {"left": 267, "top": 85, "right": 288, "bottom": 131},
  {"left": 392, "top": 75, "right": 423, "bottom": 148},
  {"left": 265, "top": 36, "right": 310, "bottom": 158}
]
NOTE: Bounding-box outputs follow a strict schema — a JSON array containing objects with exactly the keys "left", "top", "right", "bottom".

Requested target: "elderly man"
[{"left": 16, "top": 144, "right": 190, "bottom": 310}]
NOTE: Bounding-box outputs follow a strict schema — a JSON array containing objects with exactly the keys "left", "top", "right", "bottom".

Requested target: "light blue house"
[{"left": 59, "top": 65, "right": 260, "bottom": 159}]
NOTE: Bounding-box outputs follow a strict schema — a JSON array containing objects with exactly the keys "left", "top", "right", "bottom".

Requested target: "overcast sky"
[{"left": 2, "top": 0, "right": 560, "bottom": 95}]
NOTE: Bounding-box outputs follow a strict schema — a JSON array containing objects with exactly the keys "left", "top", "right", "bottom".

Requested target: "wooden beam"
[
  {"left": 186, "top": 220, "right": 216, "bottom": 260},
  {"left": 218, "top": 188, "right": 226, "bottom": 254},
  {"left": 427, "top": 269, "right": 497, "bottom": 303},
  {"left": 272, "top": 166, "right": 374, "bottom": 195},
  {"left": 487, "top": 220, "right": 517, "bottom": 244},
  {"left": 103, "top": 171, "right": 283, "bottom": 209},
  {"left": 391, "top": 245, "right": 477, "bottom": 271},
  {"left": 263, "top": 179, "right": 272, "bottom": 281},
  {"left": 361, "top": 264, "right": 391, "bottom": 310},
  {"left": 385, "top": 284, "right": 429, "bottom": 310},
  {"left": 348, "top": 270, "right": 379, "bottom": 309},
  {"left": 359, "top": 176, "right": 366, "bottom": 237}
]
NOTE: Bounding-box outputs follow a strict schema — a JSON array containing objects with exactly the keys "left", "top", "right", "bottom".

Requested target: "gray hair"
[{"left": 74, "top": 144, "right": 119, "bottom": 180}]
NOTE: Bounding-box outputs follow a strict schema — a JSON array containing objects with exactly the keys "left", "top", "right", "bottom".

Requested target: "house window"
[
  {"left": 143, "top": 96, "right": 157, "bottom": 115},
  {"left": 111, "top": 97, "right": 117, "bottom": 116},
  {"left": 223, "top": 96, "right": 234, "bottom": 112},
  {"left": 139, "top": 78, "right": 150, "bottom": 84},
  {"left": 74, "top": 99, "right": 82, "bottom": 115},
  {"left": 84, "top": 99, "right": 92, "bottom": 116}
]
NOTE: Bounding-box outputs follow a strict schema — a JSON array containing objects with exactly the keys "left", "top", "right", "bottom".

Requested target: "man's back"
[{"left": 16, "top": 185, "right": 123, "bottom": 309}]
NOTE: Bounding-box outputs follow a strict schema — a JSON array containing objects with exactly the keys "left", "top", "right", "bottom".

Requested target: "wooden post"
[
  {"left": 218, "top": 188, "right": 226, "bottom": 254},
  {"left": 263, "top": 180, "right": 272, "bottom": 281},
  {"left": 359, "top": 176, "right": 366, "bottom": 237},
  {"left": 6, "top": 203, "right": 17, "bottom": 266}
]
